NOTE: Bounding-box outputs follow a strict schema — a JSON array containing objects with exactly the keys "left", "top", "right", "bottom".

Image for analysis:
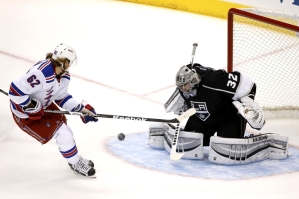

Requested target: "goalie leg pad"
[
  {"left": 268, "top": 134, "right": 289, "bottom": 160},
  {"left": 208, "top": 136, "right": 268, "bottom": 165},
  {"left": 208, "top": 133, "right": 289, "bottom": 165},
  {"left": 163, "top": 123, "right": 204, "bottom": 159},
  {"left": 148, "top": 123, "right": 165, "bottom": 149}
]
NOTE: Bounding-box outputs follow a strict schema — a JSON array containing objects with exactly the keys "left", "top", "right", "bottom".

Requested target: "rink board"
[{"left": 106, "top": 132, "right": 299, "bottom": 180}]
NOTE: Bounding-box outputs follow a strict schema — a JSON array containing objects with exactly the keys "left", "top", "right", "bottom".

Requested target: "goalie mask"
[
  {"left": 176, "top": 65, "right": 201, "bottom": 94},
  {"left": 52, "top": 43, "right": 77, "bottom": 71}
]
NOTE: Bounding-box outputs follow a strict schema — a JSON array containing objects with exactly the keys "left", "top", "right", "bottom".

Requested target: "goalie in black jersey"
[
  {"left": 172, "top": 63, "right": 265, "bottom": 146},
  {"left": 148, "top": 63, "right": 290, "bottom": 164}
]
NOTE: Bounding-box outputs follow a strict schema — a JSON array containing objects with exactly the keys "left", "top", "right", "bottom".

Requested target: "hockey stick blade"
[
  {"left": 170, "top": 108, "right": 196, "bottom": 160},
  {"left": 170, "top": 123, "right": 185, "bottom": 160},
  {"left": 0, "top": 88, "right": 196, "bottom": 123},
  {"left": 170, "top": 150, "right": 184, "bottom": 160}
]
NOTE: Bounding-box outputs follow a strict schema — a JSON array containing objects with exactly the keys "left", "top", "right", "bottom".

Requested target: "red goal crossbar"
[{"left": 227, "top": 8, "right": 299, "bottom": 72}]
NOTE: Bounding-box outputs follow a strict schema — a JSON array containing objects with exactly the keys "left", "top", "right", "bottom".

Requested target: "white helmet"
[{"left": 52, "top": 43, "right": 77, "bottom": 69}]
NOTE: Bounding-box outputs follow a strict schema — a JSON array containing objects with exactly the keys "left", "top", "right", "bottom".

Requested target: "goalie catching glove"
[
  {"left": 233, "top": 96, "right": 265, "bottom": 130},
  {"left": 73, "top": 100, "right": 98, "bottom": 123}
]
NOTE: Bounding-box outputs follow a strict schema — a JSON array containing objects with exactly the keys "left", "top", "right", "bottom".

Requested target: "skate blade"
[{"left": 73, "top": 171, "right": 97, "bottom": 178}]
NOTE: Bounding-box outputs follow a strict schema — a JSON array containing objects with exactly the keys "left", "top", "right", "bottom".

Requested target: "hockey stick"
[
  {"left": 0, "top": 88, "right": 196, "bottom": 123},
  {"left": 170, "top": 42, "right": 199, "bottom": 160},
  {"left": 190, "top": 42, "right": 198, "bottom": 67}
]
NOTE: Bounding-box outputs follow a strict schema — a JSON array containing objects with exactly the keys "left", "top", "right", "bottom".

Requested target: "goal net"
[{"left": 227, "top": 8, "right": 299, "bottom": 119}]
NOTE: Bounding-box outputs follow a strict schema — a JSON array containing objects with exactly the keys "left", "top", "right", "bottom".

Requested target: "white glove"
[
  {"left": 164, "top": 88, "right": 187, "bottom": 115},
  {"left": 232, "top": 96, "right": 265, "bottom": 130}
]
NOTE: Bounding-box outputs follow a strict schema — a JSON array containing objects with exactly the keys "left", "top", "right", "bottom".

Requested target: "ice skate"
[
  {"left": 79, "top": 156, "right": 95, "bottom": 168},
  {"left": 69, "top": 157, "right": 96, "bottom": 178}
]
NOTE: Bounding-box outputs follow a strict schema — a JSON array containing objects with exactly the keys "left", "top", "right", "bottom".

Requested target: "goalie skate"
[{"left": 69, "top": 157, "right": 96, "bottom": 178}]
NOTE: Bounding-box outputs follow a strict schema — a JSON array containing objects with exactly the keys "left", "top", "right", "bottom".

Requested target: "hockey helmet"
[
  {"left": 176, "top": 65, "right": 200, "bottom": 93},
  {"left": 52, "top": 43, "right": 77, "bottom": 69}
]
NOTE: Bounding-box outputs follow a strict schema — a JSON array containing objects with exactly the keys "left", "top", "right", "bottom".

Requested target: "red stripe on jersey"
[
  {"left": 9, "top": 85, "right": 22, "bottom": 96},
  {"left": 10, "top": 100, "right": 25, "bottom": 114},
  {"left": 46, "top": 74, "right": 56, "bottom": 80},
  {"left": 39, "top": 59, "right": 51, "bottom": 71}
]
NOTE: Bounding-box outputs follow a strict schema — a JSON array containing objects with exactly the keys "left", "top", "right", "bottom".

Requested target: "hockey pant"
[
  {"left": 12, "top": 102, "right": 66, "bottom": 144},
  {"left": 12, "top": 102, "right": 80, "bottom": 164}
]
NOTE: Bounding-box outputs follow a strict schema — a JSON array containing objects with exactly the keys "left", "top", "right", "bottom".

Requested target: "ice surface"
[{"left": 0, "top": 0, "right": 298, "bottom": 199}]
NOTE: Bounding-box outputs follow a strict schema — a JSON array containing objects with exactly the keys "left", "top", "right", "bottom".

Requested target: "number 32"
[{"left": 227, "top": 74, "right": 237, "bottom": 89}]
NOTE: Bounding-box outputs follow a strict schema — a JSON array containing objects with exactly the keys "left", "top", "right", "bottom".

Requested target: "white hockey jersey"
[{"left": 9, "top": 59, "right": 79, "bottom": 118}]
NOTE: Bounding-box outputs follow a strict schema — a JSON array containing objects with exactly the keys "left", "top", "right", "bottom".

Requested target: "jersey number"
[
  {"left": 27, "top": 75, "right": 40, "bottom": 88},
  {"left": 227, "top": 74, "right": 238, "bottom": 89}
]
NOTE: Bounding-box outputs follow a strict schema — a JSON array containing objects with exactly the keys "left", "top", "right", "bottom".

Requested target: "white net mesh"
[{"left": 229, "top": 8, "right": 299, "bottom": 119}]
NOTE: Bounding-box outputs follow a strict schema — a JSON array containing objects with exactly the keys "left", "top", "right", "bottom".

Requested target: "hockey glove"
[
  {"left": 164, "top": 88, "right": 187, "bottom": 115},
  {"left": 73, "top": 100, "right": 98, "bottom": 124},
  {"left": 232, "top": 96, "right": 265, "bottom": 130},
  {"left": 22, "top": 98, "right": 44, "bottom": 120}
]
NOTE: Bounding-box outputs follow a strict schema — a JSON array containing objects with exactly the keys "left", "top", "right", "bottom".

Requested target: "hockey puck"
[{"left": 118, "top": 133, "right": 125, "bottom": 141}]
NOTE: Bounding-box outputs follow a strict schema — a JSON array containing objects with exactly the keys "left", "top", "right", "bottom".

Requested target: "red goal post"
[{"left": 227, "top": 8, "right": 299, "bottom": 119}]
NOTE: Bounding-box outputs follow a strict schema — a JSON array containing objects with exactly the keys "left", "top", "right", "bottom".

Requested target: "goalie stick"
[
  {"left": 0, "top": 88, "right": 196, "bottom": 123},
  {"left": 190, "top": 42, "right": 198, "bottom": 67},
  {"left": 170, "top": 42, "right": 199, "bottom": 160}
]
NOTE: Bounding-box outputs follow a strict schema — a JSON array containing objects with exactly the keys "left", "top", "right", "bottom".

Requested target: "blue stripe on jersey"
[
  {"left": 9, "top": 83, "right": 26, "bottom": 96},
  {"left": 10, "top": 101, "right": 17, "bottom": 110},
  {"left": 10, "top": 100, "right": 26, "bottom": 113},
  {"left": 62, "top": 76, "right": 70, "bottom": 80},
  {"left": 46, "top": 79, "right": 55, "bottom": 83},
  {"left": 62, "top": 73, "right": 71, "bottom": 80},
  {"left": 55, "top": 95, "right": 73, "bottom": 107},
  {"left": 46, "top": 74, "right": 56, "bottom": 83},
  {"left": 19, "top": 96, "right": 31, "bottom": 106},
  {"left": 33, "top": 60, "right": 45, "bottom": 67},
  {"left": 37, "top": 60, "right": 56, "bottom": 79},
  {"left": 37, "top": 59, "right": 50, "bottom": 70}
]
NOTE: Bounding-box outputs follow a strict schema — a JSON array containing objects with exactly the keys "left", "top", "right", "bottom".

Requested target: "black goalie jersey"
[{"left": 179, "top": 63, "right": 256, "bottom": 126}]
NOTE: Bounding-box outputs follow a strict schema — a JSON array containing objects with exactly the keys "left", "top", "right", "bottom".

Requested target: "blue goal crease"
[{"left": 106, "top": 132, "right": 299, "bottom": 180}]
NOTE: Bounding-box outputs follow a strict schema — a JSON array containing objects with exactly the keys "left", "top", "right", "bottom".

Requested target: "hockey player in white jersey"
[{"left": 8, "top": 43, "right": 98, "bottom": 177}]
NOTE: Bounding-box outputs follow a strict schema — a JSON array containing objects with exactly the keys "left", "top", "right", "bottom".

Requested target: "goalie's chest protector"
[{"left": 181, "top": 71, "right": 240, "bottom": 124}]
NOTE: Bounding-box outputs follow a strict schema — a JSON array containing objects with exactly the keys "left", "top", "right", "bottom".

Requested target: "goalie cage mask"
[{"left": 176, "top": 65, "right": 201, "bottom": 94}]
